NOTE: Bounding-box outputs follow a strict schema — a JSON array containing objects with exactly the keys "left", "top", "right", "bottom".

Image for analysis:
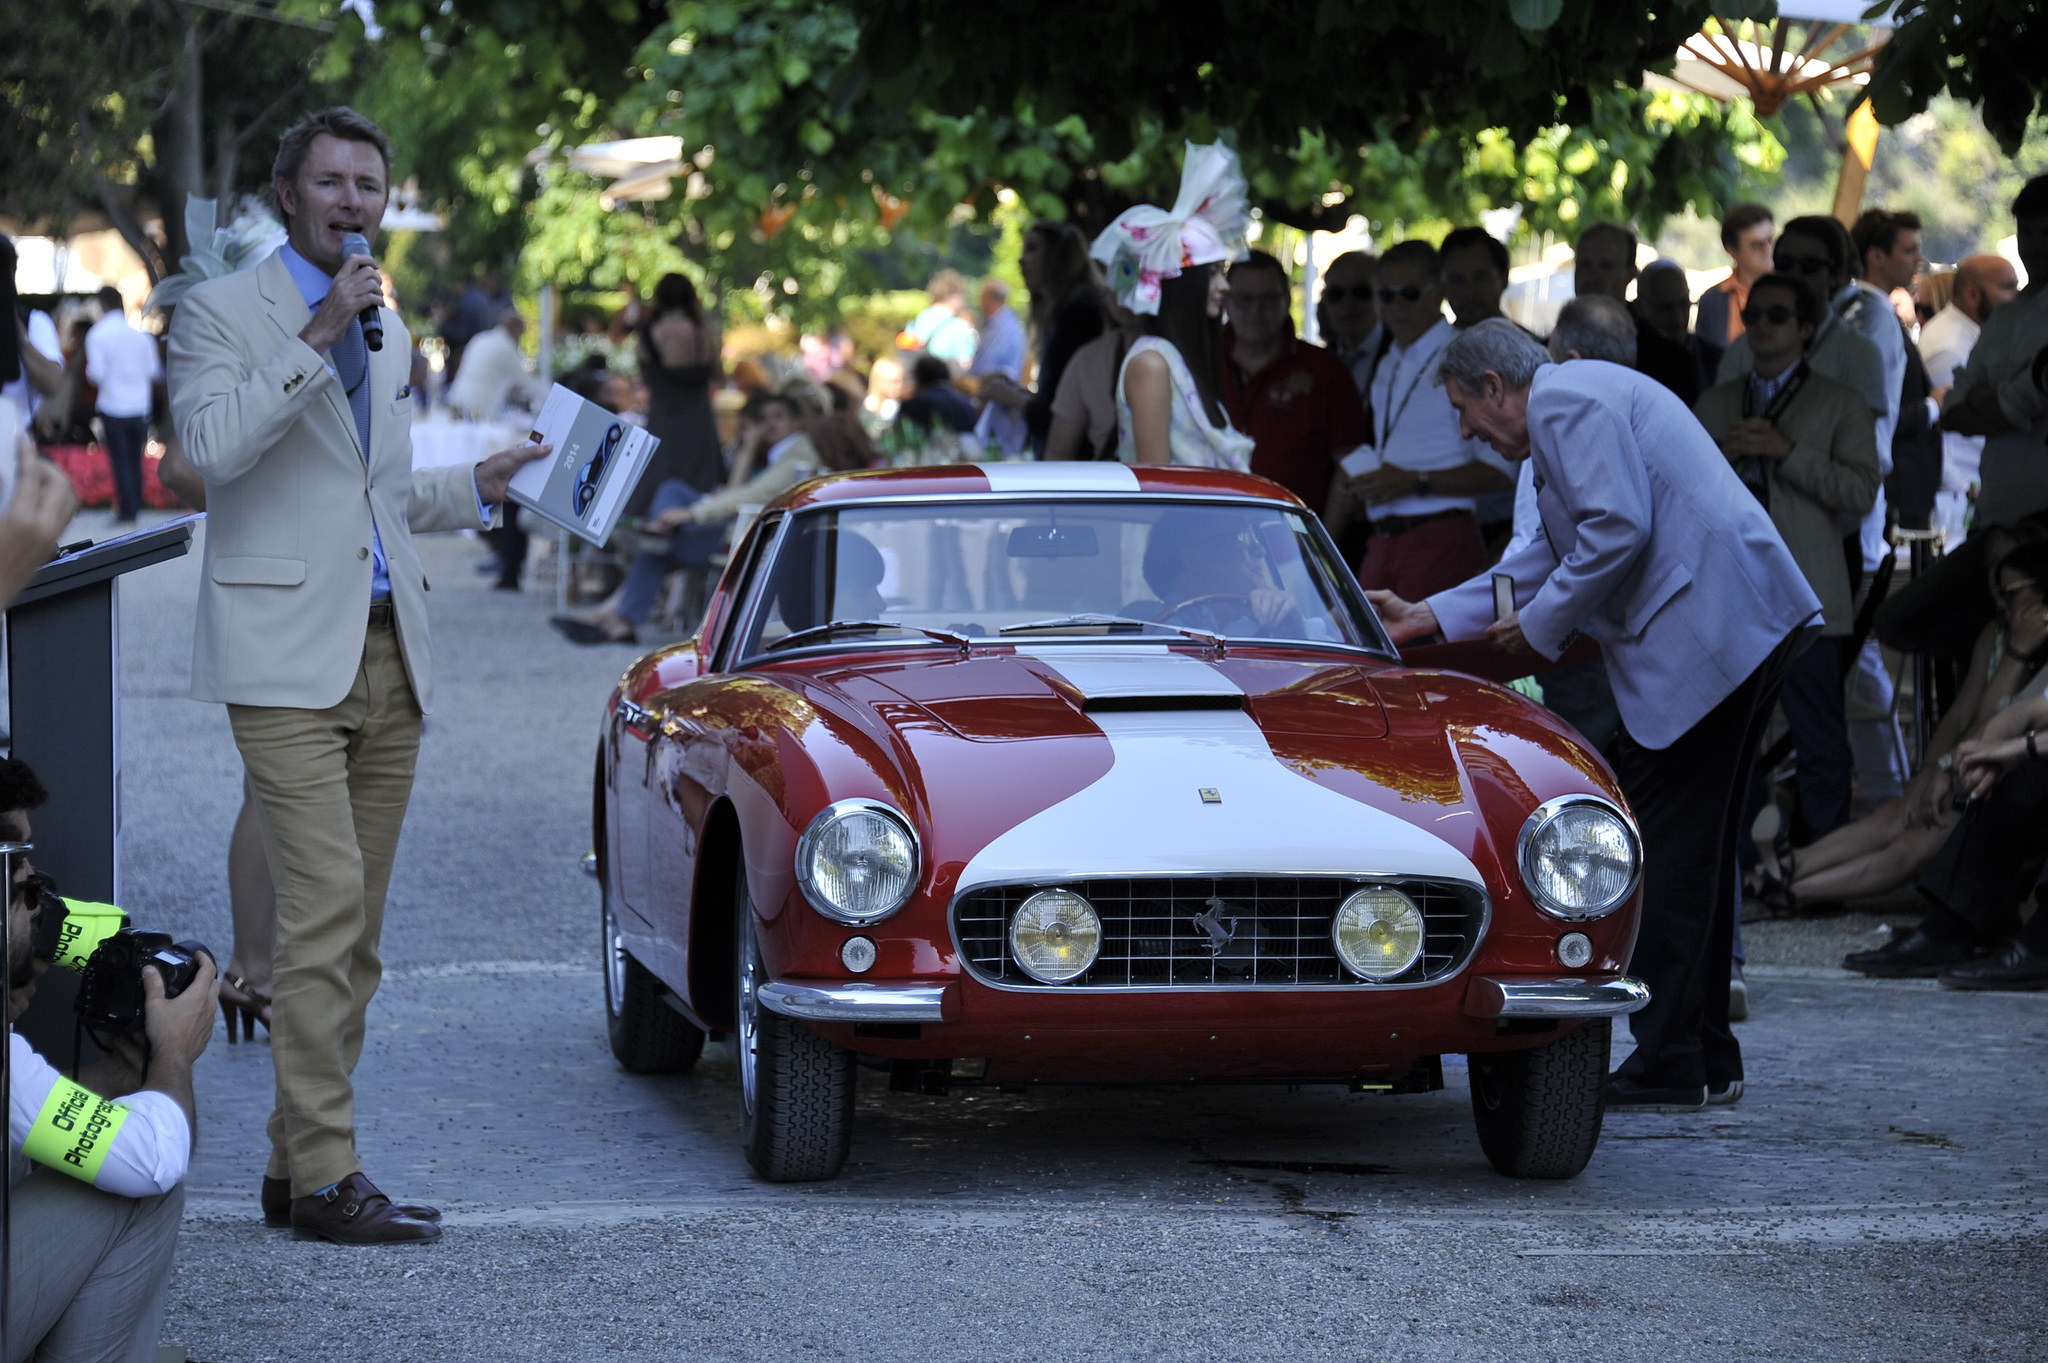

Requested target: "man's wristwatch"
[{"left": 1414, "top": 469, "right": 1432, "bottom": 497}]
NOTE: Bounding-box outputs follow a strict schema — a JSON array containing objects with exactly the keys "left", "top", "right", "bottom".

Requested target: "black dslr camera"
[{"left": 76, "top": 929, "right": 214, "bottom": 1034}]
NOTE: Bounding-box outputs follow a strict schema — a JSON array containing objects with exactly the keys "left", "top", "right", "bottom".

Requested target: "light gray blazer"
[{"left": 1427, "top": 362, "right": 1821, "bottom": 750}]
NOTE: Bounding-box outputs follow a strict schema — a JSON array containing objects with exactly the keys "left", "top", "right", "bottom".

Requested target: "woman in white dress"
[{"left": 1092, "top": 142, "right": 1256, "bottom": 472}]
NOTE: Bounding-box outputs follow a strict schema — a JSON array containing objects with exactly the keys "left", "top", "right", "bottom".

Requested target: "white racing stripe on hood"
[
  {"left": 960, "top": 657, "right": 1480, "bottom": 887},
  {"left": 976, "top": 461, "right": 1141, "bottom": 493},
  {"left": 1014, "top": 645, "right": 1242, "bottom": 700}
]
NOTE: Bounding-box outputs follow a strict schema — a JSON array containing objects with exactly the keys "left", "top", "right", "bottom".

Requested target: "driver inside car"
[
  {"left": 1128, "top": 509, "right": 1304, "bottom": 637},
  {"left": 764, "top": 526, "right": 890, "bottom": 638}
]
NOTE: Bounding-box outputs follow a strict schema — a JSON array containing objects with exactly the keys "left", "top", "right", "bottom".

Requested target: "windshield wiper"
[
  {"left": 764, "top": 619, "right": 973, "bottom": 653},
  {"left": 998, "top": 613, "right": 1223, "bottom": 652}
]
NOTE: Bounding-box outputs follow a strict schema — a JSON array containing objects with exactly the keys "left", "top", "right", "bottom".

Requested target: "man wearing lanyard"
[
  {"left": 167, "top": 108, "right": 547, "bottom": 1244},
  {"left": 1342, "top": 240, "right": 1512, "bottom": 601}
]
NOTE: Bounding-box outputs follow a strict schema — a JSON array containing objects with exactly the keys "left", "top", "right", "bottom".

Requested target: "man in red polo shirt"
[{"left": 1221, "top": 252, "right": 1369, "bottom": 518}]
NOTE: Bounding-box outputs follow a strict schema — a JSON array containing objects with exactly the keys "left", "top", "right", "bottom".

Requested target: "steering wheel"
[{"left": 1154, "top": 594, "right": 1255, "bottom": 626}]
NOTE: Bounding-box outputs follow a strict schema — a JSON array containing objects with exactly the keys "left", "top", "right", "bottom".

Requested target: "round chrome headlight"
[
  {"left": 1331, "top": 887, "right": 1426, "bottom": 981},
  {"left": 1517, "top": 795, "right": 1641, "bottom": 921},
  {"left": 795, "top": 799, "right": 919, "bottom": 925},
  {"left": 1008, "top": 889, "right": 1102, "bottom": 984}
]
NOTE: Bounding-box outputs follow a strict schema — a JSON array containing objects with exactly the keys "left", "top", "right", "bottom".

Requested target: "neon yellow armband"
[
  {"left": 22, "top": 1077, "right": 131, "bottom": 1184},
  {"left": 52, "top": 900, "right": 128, "bottom": 971}
]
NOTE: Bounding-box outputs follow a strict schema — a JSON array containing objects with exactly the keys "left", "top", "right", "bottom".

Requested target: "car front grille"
[{"left": 953, "top": 876, "right": 1486, "bottom": 989}]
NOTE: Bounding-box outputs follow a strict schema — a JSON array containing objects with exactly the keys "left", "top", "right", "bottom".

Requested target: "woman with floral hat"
[{"left": 1092, "top": 142, "right": 1257, "bottom": 471}]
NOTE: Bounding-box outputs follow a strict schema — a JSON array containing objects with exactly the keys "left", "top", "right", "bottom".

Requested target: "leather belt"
[
  {"left": 368, "top": 600, "right": 395, "bottom": 628},
  {"left": 1370, "top": 507, "right": 1473, "bottom": 537}
]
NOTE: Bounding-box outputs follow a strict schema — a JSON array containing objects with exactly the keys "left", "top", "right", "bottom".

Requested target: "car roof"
[{"left": 775, "top": 462, "right": 1305, "bottom": 511}]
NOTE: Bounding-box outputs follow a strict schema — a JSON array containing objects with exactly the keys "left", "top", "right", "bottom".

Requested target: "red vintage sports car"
[{"left": 594, "top": 463, "right": 1647, "bottom": 1183}]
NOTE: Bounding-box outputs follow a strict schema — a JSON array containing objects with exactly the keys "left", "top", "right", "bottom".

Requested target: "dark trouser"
[
  {"left": 100, "top": 415, "right": 148, "bottom": 521},
  {"left": 614, "top": 479, "right": 727, "bottom": 624},
  {"left": 1541, "top": 658, "right": 1621, "bottom": 756},
  {"left": 1609, "top": 632, "right": 1801, "bottom": 1091},
  {"left": 1777, "top": 634, "right": 1854, "bottom": 840},
  {"left": 490, "top": 504, "right": 527, "bottom": 588},
  {"left": 1917, "top": 758, "right": 2048, "bottom": 949}
]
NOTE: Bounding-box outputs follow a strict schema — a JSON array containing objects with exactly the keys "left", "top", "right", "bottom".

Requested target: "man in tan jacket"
[
  {"left": 1696, "top": 272, "right": 1881, "bottom": 847},
  {"left": 167, "top": 107, "right": 547, "bottom": 1244}
]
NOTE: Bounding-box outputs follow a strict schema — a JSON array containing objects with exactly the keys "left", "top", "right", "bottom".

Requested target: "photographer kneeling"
[{"left": 7, "top": 785, "right": 218, "bottom": 1363}]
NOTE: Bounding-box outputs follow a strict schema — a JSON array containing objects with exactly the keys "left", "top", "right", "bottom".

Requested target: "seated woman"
[
  {"left": 1123, "top": 508, "right": 1304, "bottom": 638},
  {"left": 553, "top": 399, "right": 873, "bottom": 645},
  {"left": 1759, "top": 530, "right": 2048, "bottom": 911}
]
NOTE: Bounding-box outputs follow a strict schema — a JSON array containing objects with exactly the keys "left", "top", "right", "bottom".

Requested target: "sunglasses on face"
[
  {"left": 572, "top": 422, "right": 625, "bottom": 518},
  {"left": 1323, "top": 285, "right": 1375, "bottom": 303},
  {"left": 1740, "top": 304, "right": 1797, "bottom": 327},
  {"left": 1775, "top": 255, "right": 1831, "bottom": 276},
  {"left": 1378, "top": 284, "right": 1427, "bottom": 303}
]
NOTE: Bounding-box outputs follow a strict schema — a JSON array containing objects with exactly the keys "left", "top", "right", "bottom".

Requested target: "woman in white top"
[{"left": 1092, "top": 142, "right": 1257, "bottom": 472}]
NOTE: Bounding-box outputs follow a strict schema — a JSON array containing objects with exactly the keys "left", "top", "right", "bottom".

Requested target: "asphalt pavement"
[{"left": 85, "top": 509, "right": 2048, "bottom": 1361}]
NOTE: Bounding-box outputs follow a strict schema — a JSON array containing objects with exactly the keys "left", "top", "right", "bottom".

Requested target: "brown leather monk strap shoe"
[
  {"left": 264, "top": 1175, "right": 441, "bottom": 1228},
  {"left": 289, "top": 1173, "right": 442, "bottom": 1244}
]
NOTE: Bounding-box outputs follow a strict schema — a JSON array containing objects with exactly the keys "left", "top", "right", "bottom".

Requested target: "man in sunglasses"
[
  {"left": 1318, "top": 251, "right": 1384, "bottom": 400},
  {"left": 1715, "top": 217, "right": 1891, "bottom": 462},
  {"left": 1343, "top": 240, "right": 1512, "bottom": 602},
  {"left": 1695, "top": 274, "right": 1882, "bottom": 854}
]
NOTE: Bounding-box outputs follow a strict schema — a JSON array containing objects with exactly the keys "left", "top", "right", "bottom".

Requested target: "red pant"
[{"left": 1357, "top": 511, "right": 1485, "bottom": 602}]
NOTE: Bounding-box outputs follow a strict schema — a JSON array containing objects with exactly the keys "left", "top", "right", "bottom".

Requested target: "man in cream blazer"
[
  {"left": 1371, "top": 321, "right": 1821, "bottom": 1116},
  {"left": 167, "top": 108, "right": 545, "bottom": 1244},
  {"left": 1695, "top": 272, "right": 1881, "bottom": 845}
]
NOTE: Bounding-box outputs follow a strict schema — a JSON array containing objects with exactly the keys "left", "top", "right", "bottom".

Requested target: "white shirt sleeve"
[{"left": 9, "top": 1032, "right": 190, "bottom": 1197}]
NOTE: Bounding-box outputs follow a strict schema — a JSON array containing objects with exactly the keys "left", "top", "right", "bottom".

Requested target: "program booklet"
[{"left": 506, "top": 384, "right": 658, "bottom": 545}]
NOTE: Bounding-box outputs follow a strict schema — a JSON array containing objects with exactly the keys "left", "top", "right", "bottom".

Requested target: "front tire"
[
  {"left": 735, "top": 872, "right": 854, "bottom": 1181},
  {"left": 603, "top": 879, "right": 705, "bottom": 1074},
  {"left": 1468, "top": 1018, "right": 1609, "bottom": 1179}
]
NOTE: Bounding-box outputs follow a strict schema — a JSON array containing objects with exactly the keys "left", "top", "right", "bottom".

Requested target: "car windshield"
[{"left": 735, "top": 499, "right": 1393, "bottom": 659}]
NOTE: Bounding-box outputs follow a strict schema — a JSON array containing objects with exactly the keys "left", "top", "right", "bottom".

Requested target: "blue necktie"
[
  {"left": 331, "top": 316, "right": 373, "bottom": 457},
  {"left": 331, "top": 314, "right": 392, "bottom": 599}
]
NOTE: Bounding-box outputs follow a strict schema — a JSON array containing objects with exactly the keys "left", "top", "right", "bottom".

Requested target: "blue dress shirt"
[{"left": 279, "top": 244, "right": 393, "bottom": 600}]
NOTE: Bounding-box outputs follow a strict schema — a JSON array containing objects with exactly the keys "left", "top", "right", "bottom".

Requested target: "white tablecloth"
[{"left": 409, "top": 415, "right": 525, "bottom": 471}]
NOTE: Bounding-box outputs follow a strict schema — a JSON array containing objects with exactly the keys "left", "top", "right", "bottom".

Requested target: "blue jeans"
[{"left": 615, "top": 480, "right": 727, "bottom": 625}]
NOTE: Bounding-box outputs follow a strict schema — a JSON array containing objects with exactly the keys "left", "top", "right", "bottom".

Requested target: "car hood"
[{"left": 801, "top": 646, "right": 1501, "bottom": 889}]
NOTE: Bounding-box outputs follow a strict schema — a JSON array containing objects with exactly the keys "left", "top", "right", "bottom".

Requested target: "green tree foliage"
[
  {"left": 0, "top": 0, "right": 328, "bottom": 277},
  {"left": 1865, "top": 1, "right": 2048, "bottom": 155},
  {"left": 598, "top": 0, "right": 1782, "bottom": 325}
]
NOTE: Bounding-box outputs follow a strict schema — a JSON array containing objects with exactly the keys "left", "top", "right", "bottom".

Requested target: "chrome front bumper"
[
  {"left": 755, "top": 982, "right": 948, "bottom": 1023},
  {"left": 1463, "top": 975, "right": 1650, "bottom": 1019}
]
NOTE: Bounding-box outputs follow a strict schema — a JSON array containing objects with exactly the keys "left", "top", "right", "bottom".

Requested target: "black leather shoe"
[
  {"left": 264, "top": 1175, "right": 440, "bottom": 1227},
  {"left": 288, "top": 1174, "right": 442, "bottom": 1243},
  {"left": 1842, "top": 928, "right": 1980, "bottom": 978},
  {"left": 1602, "top": 1077, "right": 1707, "bottom": 1112},
  {"left": 1939, "top": 940, "right": 2048, "bottom": 991}
]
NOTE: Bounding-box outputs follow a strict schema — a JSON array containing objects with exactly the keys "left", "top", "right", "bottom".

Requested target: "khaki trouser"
[
  {"left": 229, "top": 612, "right": 421, "bottom": 1197},
  {"left": 4, "top": 1169, "right": 184, "bottom": 1363}
]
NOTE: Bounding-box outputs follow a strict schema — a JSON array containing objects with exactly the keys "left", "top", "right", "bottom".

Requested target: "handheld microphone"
[{"left": 340, "top": 232, "right": 383, "bottom": 352}]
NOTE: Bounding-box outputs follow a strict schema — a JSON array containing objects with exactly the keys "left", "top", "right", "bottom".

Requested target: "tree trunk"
[
  {"left": 213, "top": 116, "right": 239, "bottom": 229},
  {"left": 154, "top": 15, "right": 206, "bottom": 265}
]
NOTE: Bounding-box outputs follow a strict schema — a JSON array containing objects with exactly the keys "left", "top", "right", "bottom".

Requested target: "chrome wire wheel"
[
  {"left": 603, "top": 883, "right": 628, "bottom": 1021},
  {"left": 737, "top": 902, "right": 761, "bottom": 1120}
]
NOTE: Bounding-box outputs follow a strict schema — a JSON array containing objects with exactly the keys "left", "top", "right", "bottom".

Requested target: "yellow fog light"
[
  {"left": 1332, "top": 887, "right": 1426, "bottom": 981},
  {"left": 1008, "top": 889, "right": 1102, "bottom": 984}
]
